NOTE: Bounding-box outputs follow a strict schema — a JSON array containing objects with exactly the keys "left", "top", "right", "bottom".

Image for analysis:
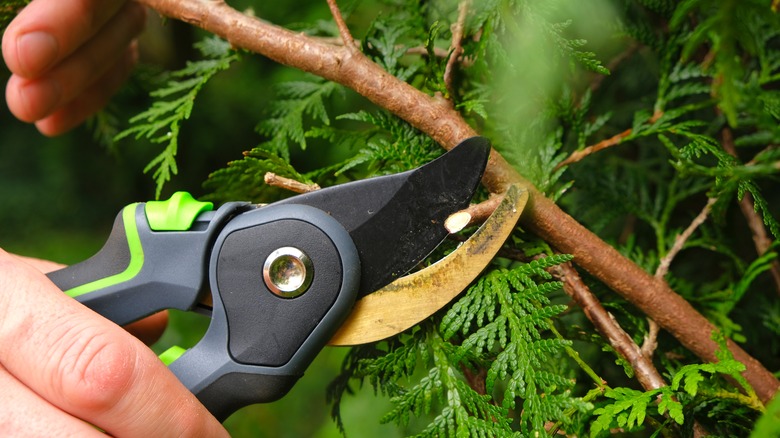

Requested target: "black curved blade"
[{"left": 275, "top": 136, "right": 490, "bottom": 296}]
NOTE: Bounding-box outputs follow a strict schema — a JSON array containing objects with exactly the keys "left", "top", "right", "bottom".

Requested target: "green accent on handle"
[
  {"left": 159, "top": 345, "right": 187, "bottom": 366},
  {"left": 145, "top": 192, "right": 213, "bottom": 231},
  {"left": 65, "top": 205, "right": 145, "bottom": 298}
]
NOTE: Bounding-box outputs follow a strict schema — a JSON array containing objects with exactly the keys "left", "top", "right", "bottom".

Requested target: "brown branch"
[
  {"left": 641, "top": 319, "right": 660, "bottom": 359},
  {"left": 722, "top": 129, "right": 780, "bottom": 296},
  {"left": 326, "top": 0, "right": 358, "bottom": 52},
  {"left": 556, "top": 127, "right": 632, "bottom": 170},
  {"left": 264, "top": 172, "right": 320, "bottom": 193},
  {"left": 461, "top": 364, "right": 488, "bottom": 396},
  {"left": 552, "top": 260, "right": 710, "bottom": 436},
  {"left": 139, "top": 0, "right": 779, "bottom": 403},
  {"left": 550, "top": 261, "right": 667, "bottom": 391},
  {"left": 444, "top": 1, "right": 470, "bottom": 101},
  {"left": 555, "top": 111, "right": 663, "bottom": 171}
]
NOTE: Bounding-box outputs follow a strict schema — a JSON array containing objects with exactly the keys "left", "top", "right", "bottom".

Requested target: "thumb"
[{"left": 0, "top": 250, "right": 228, "bottom": 437}]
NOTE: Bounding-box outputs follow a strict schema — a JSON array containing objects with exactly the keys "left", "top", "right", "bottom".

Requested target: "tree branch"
[
  {"left": 642, "top": 197, "right": 715, "bottom": 359},
  {"left": 722, "top": 129, "right": 780, "bottom": 296},
  {"left": 138, "top": 0, "right": 779, "bottom": 402},
  {"left": 264, "top": 172, "right": 320, "bottom": 193},
  {"left": 555, "top": 111, "right": 662, "bottom": 171},
  {"left": 445, "top": 196, "right": 503, "bottom": 233},
  {"left": 326, "top": 0, "right": 358, "bottom": 52},
  {"left": 550, "top": 261, "right": 667, "bottom": 391},
  {"left": 655, "top": 197, "right": 716, "bottom": 280},
  {"left": 444, "top": 0, "right": 469, "bottom": 101}
]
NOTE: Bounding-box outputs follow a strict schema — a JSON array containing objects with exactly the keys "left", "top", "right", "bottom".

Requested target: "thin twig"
[
  {"left": 264, "top": 172, "right": 321, "bottom": 193},
  {"left": 556, "top": 128, "right": 631, "bottom": 170},
  {"left": 407, "top": 46, "right": 451, "bottom": 58},
  {"left": 460, "top": 364, "right": 488, "bottom": 395},
  {"left": 445, "top": 195, "right": 503, "bottom": 233},
  {"left": 549, "top": 260, "right": 667, "bottom": 391},
  {"left": 641, "top": 319, "right": 660, "bottom": 359},
  {"left": 655, "top": 197, "right": 717, "bottom": 280},
  {"left": 555, "top": 111, "right": 663, "bottom": 171},
  {"left": 737, "top": 191, "right": 780, "bottom": 295},
  {"left": 550, "top": 259, "right": 709, "bottom": 436},
  {"left": 326, "top": 0, "right": 358, "bottom": 52},
  {"left": 722, "top": 129, "right": 780, "bottom": 296},
  {"left": 642, "top": 197, "right": 716, "bottom": 359},
  {"left": 444, "top": 0, "right": 470, "bottom": 101}
]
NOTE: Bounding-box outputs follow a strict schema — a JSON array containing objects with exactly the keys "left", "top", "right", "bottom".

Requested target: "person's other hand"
[
  {"left": 2, "top": 0, "right": 146, "bottom": 136},
  {"left": 0, "top": 249, "right": 228, "bottom": 436}
]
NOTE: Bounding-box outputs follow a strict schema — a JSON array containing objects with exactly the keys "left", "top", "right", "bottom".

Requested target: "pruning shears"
[{"left": 46, "top": 137, "right": 528, "bottom": 421}]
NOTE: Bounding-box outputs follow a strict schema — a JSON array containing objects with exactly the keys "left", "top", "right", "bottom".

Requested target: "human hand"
[
  {"left": 2, "top": 0, "right": 146, "bottom": 136},
  {"left": 0, "top": 249, "right": 228, "bottom": 436}
]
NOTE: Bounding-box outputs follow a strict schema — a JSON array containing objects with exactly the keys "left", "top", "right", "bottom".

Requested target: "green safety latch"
[{"left": 145, "top": 192, "right": 214, "bottom": 231}]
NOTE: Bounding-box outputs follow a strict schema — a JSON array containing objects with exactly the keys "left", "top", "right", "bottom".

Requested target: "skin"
[
  {"left": 2, "top": 1, "right": 229, "bottom": 434},
  {"left": 3, "top": 0, "right": 144, "bottom": 135}
]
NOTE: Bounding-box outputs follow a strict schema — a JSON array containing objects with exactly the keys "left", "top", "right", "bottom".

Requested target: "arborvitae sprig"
[
  {"left": 332, "top": 111, "right": 442, "bottom": 176},
  {"left": 255, "top": 77, "right": 343, "bottom": 162},
  {"left": 441, "top": 255, "right": 591, "bottom": 433},
  {"left": 203, "top": 147, "right": 313, "bottom": 204},
  {"left": 115, "top": 36, "right": 238, "bottom": 198},
  {"left": 327, "top": 255, "right": 585, "bottom": 436},
  {"left": 591, "top": 332, "right": 763, "bottom": 437}
]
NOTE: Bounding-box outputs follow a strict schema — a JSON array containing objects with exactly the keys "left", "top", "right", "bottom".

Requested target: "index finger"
[{"left": 2, "top": 0, "right": 127, "bottom": 78}]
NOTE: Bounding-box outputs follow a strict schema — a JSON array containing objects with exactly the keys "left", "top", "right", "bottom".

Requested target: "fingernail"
[{"left": 16, "top": 31, "right": 58, "bottom": 76}]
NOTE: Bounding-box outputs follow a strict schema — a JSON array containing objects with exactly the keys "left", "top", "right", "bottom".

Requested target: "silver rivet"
[{"left": 263, "top": 247, "right": 313, "bottom": 298}]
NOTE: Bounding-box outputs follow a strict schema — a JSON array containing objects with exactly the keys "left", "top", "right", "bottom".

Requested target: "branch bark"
[
  {"left": 138, "top": 0, "right": 779, "bottom": 403},
  {"left": 264, "top": 172, "right": 320, "bottom": 193},
  {"left": 550, "top": 260, "right": 667, "bottom": 391},
  {"left": 556, "top": 111, "right": 662, "bottom": 171},
  {"left": 444, "top": 0, "right": 470, "bottom": 101},
  {"left": 722, "top": 129, "right": 780, "bottom": 296}
]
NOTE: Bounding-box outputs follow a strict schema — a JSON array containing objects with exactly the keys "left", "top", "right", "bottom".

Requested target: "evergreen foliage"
[
  {"left": 328, "top": 256, "right": 587, "bottom": 436},
  {"left": 4, "top": 0, "right": 779, "bottom": 435},
  {"left": 115, "top": 36, "right": 239, "bottom": 198},
  {"left": 120, "top": 0, "right": 780, "bottom": 434}
]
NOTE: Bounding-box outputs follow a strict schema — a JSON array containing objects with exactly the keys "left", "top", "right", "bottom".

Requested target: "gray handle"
[
  {"left": 48, "top": 201, "right": 246, "bottom": 326},
  {"left": 166, "top": 204, "right": 361, "bottom": 421}
]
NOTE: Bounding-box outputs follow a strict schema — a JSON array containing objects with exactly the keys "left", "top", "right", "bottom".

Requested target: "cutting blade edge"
[{"left": 276, "top": 136, "right": 490, "bottom": 296}]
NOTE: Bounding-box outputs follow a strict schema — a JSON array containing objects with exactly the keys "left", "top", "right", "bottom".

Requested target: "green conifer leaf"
[
  {"left": 255, "top": 78, "right": 341, "bottom": 161},
  {"left": 590, "top": 387, "right": 657, "bottom": 437},
  {"left": 115, "top": 36, "right": 238, "bottom": 198}
]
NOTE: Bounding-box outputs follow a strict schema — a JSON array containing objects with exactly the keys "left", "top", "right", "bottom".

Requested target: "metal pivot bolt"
[{"left": 263, "top": 247, "right": 314, "bottom": 298}]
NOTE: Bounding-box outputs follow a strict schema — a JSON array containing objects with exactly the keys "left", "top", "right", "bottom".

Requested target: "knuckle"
[
  {"left": 76, "top": 0, "right": 98, "bottom": 33},
  {"left": 0, "top": 254, "right": 39, "bottom": 353},
  {"left": 52, "top": 322, "right": 139, "bottom": 414}
]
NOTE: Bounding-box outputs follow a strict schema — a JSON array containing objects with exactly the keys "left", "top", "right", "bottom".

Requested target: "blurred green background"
[{"left": 0, "top": 1, "right": 403, "bottom": 436}]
